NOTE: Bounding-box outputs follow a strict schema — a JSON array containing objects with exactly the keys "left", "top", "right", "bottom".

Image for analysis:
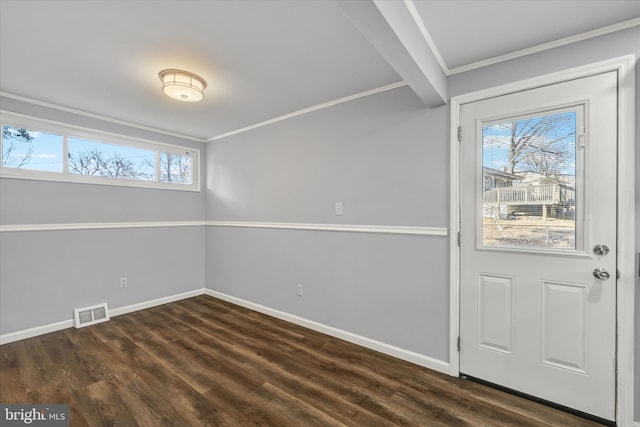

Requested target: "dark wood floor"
[{"left": 1, "top": 295, "right": 603, "bottom": 426}]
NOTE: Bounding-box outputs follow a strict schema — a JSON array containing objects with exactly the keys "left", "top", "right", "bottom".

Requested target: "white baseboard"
[
  {"left": 109, "top": 288, "right": 204, "bottom": 317},
  {"left": 1, "top": 287, "right": 450, "bottom": 376},
  {"left": 0, "top": 319, "right": 74, "bottom": 345},
  {"left": 0, "top": 288, "right": 205, "bottom": 345},
  {"left": 204, "top": 288, "right": 450, "bottom": 375}
]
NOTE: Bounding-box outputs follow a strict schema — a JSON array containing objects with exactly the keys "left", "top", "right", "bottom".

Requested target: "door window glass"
[{"left": 481, "top": 109, "right": 578, "bottom": 250}]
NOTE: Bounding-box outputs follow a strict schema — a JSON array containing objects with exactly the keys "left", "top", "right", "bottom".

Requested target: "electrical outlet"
[
  {"left": 120, "top": 277, "right": 128, "bottom": 288},
  {"left": 296, "top": 284, "right": 303, "bottom": 296},
  {"left": 335, "top": 201, "right": 343, "bottom": 216}
]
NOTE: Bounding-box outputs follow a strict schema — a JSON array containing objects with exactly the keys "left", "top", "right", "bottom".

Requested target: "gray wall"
[
  {"left": 0, "top": 227, "right": 204, "bottom": 333},
  {"left": 0, "top": 97, "right": 206, "bottom": 335},
  {"left": 207, "top": 227, "right": 449, "bottom": 359},
  {"left": 207, "top": 86, "right": 447, "bottom": 225},
  {"left": 206, "top": 86, "right": 450, "bottom": 359},
  {"left": 207, "top": 88, "right": 449, "bottom": 360}
]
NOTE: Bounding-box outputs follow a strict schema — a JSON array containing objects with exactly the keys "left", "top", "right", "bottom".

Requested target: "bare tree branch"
[
  {"left": 161, "top": 153, "right": 192, "bottom": 183},
  {"left": 2, "top": 126, "right": 36, "bottom": 167},
  {"left": 507, "top": 115, "right": 575, "bottom": 175},
  {"left": 69, "top": 149, "right": 151, "bottom": 180}
]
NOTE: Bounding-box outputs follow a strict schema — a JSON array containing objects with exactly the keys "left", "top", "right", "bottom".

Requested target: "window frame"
[
  {"left": 0, "top": 111, "right": 200, "bottom": 192},
  {"left": 477, "top": 105, "right": 584, "bottom": 255}
]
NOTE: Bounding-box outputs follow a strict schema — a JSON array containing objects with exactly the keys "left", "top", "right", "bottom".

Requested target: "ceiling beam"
[{"left": 338, "top": 0, "right": 447, "bottom": 107}]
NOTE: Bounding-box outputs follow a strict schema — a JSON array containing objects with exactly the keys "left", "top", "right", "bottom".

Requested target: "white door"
[{"left": 459, "top": 72, "right": 617, "bottom": 421}]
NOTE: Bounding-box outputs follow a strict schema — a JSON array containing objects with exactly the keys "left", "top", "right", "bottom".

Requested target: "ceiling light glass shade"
[{"left": 158, "top": 69, "right": 207, "bottom": 102}]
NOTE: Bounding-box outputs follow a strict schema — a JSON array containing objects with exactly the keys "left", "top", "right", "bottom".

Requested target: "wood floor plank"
[
  {"left": 115, "top": 378, "right": 188, "bottom": 427},
  {"left": 320, "top": 336, "right": 602, "bottom": 427},
  {"left": 0, "top": 295, "right": 605, "bottom": 426},
  {"left": 11, "top": 337, "right": 75, "bottom": 405},
  {"left": 391, "top": 385, "right": 541, "bottom": 427},
  {"left": 149, "top": 305, "right": 401, "bottom": 426},
  {"left": 389, "top": 387, "right": 477, "bottom": 427},
  {"left": 37, "top": 332, "right": 100, "bottom": 391},
  {"left": 118, "top": 313, "right": 262, "bottom": 395},
  {"left": 113, "top": 314, "right": 284, "bottom": 427},
  {"left": 0, "top": 343, "right": 28, "bottom": 404},
  {"left": 160, "top": 302, "right": 409, "bottom": 424},
  {"left": 11, "top": 340, "right": 49, "bottom": 396},
  {"left": 251, "top": 382, "right": 348, "bottom": 427},
  {"left": 63, "top": 328, "right": 134, "bottom": 387},
  {"left": 82, "top": 380, "right": 140, "bottom": 426},
  {"left": 111, "top": 334, "right": 231, "bottom": 426},
  {"left": 112, "top": 317, "right": 218, "bottom": 395}
]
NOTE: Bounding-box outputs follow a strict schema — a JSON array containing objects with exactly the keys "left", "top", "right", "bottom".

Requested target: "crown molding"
[
  {"left": 0, "top": 92, "right": 207, "bottom": 143},
  {"left": 447, "top": 18, "right": 640, "bottom": 76},
  {"left": 207, "top": 81, "right": 408, "bottom": 142},
  {"left": 1, "top": 82, "right": 410, "bottom": 145}
]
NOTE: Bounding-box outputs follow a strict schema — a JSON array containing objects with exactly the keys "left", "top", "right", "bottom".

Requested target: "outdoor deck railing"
[{"left": 483, "top": 184, "right": 575, "bottom": 205}]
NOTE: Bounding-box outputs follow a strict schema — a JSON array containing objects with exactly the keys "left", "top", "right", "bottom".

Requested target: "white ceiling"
[
  {"left": 414, "top": 0, "right": 640, "bottom": 72},
  {"left": 1, "top": 0, "right": 638, "bottom": 142}
]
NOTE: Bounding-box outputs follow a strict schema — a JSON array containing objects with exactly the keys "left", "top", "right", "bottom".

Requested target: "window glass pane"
[
  {"left": 69, "top": 137, "right": 155, "bottom": 180},
  {"left": 1, "top": 125, "right": 63, "bottom": 172},
  {"left": 481, "top": 110, "right": 577, "bottom": 250},
  {"left": 160, "top": 152, "right": 193, "bottom": 184}
]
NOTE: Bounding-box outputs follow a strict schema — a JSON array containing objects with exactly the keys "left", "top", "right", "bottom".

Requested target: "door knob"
[
  {"left": 593, "top": 268, "right": 610, "bottom": 280},
  {"left": 593, "top": 244, "right": 610, "bottom": 256}
]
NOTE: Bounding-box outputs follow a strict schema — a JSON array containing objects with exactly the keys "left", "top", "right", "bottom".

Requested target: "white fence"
[{"left": 483, "top": 184, "right": 575, "bottom": 206}]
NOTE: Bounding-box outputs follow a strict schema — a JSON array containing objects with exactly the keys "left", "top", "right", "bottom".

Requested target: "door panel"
[
  {"left": 540, "top": 281, "right": 589, "bottom": 373},
  {"left": 477, "top": 273, "right": 515, "bottom": 354},
  {"left": 459, "top": 72, "right": 617, "bottom": 421}
]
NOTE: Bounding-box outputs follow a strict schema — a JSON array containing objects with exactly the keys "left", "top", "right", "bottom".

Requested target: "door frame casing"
[{"left": 448, "top": 55, "right": 635, "bottom": 425}]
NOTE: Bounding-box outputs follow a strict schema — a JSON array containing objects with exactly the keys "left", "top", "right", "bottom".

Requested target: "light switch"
[{"left": 335, "top": 201, "right": 343, "bottom": 216}]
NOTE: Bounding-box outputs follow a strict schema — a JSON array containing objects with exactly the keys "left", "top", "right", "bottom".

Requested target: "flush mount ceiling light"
[{"left": 158, "top": 69, "right": 207, "bottom": 102}]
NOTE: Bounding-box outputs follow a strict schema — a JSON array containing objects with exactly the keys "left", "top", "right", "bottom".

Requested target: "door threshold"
[{"left": 459, "top": 373, "right": 615, "bottom": 427}]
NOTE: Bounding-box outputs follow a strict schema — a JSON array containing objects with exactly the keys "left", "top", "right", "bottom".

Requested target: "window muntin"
[
  {"left": 0, "top": 113, "right": 199, "bottom": 191},
  {"left": 2, "top": 125, "right": 63, "bottom": 172}
]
